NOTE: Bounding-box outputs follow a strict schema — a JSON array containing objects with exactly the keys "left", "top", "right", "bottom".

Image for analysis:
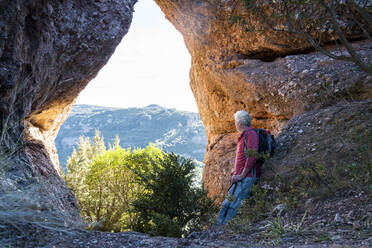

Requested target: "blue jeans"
[{"left": 217, "top": 177, "right": 258, "bottom": 225}]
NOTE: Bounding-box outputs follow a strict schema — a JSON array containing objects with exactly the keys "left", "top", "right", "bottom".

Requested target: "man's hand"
[{"left": 231, "top": 175, "right": 242, "bottom": 184}]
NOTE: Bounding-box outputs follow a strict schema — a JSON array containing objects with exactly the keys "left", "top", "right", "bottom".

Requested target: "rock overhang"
[{"left": 0, "top": 0, "right": 371, "bottom": 220}]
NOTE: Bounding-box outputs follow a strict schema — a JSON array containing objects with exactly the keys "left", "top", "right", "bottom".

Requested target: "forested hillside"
[{"left": 55, "top": 104, "right": 207, "bottom": 167}]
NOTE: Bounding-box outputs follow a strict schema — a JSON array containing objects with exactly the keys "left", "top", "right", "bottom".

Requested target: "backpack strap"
[{"left": 244, "top": 131, "right": 256, "bottom": 178}]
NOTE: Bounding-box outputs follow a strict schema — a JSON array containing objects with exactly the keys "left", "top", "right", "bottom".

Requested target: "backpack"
[
  {"left": 244, "top": 128, "right": 276, "bottom": 163},
  {"left": 255, "top": 128, "right": 275, "bottom": 159}
]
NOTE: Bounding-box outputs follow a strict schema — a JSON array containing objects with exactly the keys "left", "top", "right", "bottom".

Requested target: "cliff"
[{"left": 154, "top": 0, "right": 372, "bottom": 198}]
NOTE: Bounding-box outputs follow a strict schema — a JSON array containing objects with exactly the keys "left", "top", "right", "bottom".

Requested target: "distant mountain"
[{"left": 55, "top": 104, "right": 207, "bottom": 168}]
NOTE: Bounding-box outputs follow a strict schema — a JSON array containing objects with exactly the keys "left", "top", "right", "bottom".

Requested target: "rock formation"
[
  {"left": 0, "top": 0, "right": 137, "bottom": 225},
  {"left": 0, "top": 0, "right": 371, "bottom": 237},
  {"left": 154, "top": 0, "right": 372, "bottom": 199}
]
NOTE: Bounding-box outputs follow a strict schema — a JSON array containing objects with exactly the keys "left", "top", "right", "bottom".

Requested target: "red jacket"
[{"left": 233, "top": 127, "right": 261, "bottom": 178}]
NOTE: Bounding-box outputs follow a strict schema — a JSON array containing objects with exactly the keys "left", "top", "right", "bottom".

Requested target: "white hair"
[{"left": 234, "top": 110, "right": 252, "bottom": 127}]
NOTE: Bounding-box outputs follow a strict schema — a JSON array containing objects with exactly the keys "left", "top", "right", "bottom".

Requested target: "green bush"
[
  {"left": 127, "top": 152, "right": 217, "bottom": 237},
  {"left": 63, "top": 139, "right": 161, "bottom": 231},
  {"left": 63, "top": 132, "right": 216, "bottom": 236}
]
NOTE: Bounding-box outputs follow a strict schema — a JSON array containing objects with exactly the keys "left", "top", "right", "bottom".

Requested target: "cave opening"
[{"left": 55, "top": 0, "right": 206, "bottom": 170}]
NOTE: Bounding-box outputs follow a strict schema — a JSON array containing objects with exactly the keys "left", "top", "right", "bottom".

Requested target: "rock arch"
[{"left": 0, "top": 0, "right": 371, "bottom": 224}]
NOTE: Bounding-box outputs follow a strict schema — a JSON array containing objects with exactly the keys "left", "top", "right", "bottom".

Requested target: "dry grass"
[{"left": 0, "top": 152, "right": 83, "bottom": 247}]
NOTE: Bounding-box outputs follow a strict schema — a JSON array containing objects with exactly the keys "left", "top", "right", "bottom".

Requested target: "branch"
[{"left": 319, "top": 0, "right": 371, "bottom": 73}]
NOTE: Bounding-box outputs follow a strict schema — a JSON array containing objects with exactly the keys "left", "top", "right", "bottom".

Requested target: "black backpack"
[
  {"left": 256, "top": 128, "right": 275, "bottom": 158},
  {"left": 244, "top": 128, "right": 276, "bottom": 163}
]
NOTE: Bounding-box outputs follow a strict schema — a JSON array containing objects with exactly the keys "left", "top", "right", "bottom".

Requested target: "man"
[{"left": 217, "top": 110, "right": 260, "bottom": 225}]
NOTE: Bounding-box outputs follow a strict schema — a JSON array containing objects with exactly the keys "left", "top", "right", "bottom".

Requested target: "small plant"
[
  {"left": 269, "top": 216, "right": 286, "bottom": 237},
  {"left": 266, "top": 210, "right": 307, "bottom": 243},
  {"left": 294, "top": 211, "right": 307, "bottom": 234},
  {"left": 315, "top": 232, "right": 331, "bottom": 242},
  {"left": 229, "top": 183, "right": 274, "bottom": 228}
]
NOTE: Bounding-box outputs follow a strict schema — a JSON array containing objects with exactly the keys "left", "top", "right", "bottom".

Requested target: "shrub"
[
  {"left": 63, "top": 133, "right": 216, "bottom": 235},
  {"left": 127, "top": 152, "right": 217, "bottom": 237}
]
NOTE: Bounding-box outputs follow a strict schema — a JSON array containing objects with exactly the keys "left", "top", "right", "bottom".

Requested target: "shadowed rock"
[
  {"left": 0, "top": 0, "right": 137, "bottom": 226},
  {"left": 0, "top": 0, "right": 371, "bottom": 241}
]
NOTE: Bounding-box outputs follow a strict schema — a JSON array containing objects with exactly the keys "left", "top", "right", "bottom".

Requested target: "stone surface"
[
  {"left": 0, "top": 0, "right": 137, "bottom": 225},
  {"left": 0, "top": 0, "right": 371, "bottom": 246},
  {"left": 264, "top": 100, "right": 372, "bottom": 180},
  {"left": 154, "top": 0, "right": 371, "bottom": 198},
  {"left": 155, "top": 0, "right": 369, "bottom": 135},
  {"left": 201, "top": 42, "right": 372, "bottom": 199}
]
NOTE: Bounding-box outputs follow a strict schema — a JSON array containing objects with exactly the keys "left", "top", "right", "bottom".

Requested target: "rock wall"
[
  {"left": 0, "top": 0, "right": 137, "bottom": 224},
  {"left": 154, "top": 0, "right": 372, "bottom": 199},
  {"left": 0, "top": 0, "right": 371, "bottom": 223}
]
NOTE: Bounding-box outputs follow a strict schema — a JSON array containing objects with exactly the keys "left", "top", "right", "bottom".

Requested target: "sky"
[{"left": 75, "top": 0, "right": 198, "bottom": 112}]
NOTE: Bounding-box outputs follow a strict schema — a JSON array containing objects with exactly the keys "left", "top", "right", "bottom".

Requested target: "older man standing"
[{"left": 217, "top": 110, "right": 260, "bottom": 225}]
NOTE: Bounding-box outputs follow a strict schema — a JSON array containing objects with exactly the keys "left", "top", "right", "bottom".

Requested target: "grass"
[
  {"left": 267, "top": 211, "right": 307, "bottom": 238},
  {"left": 0, "top": 148, "right": 83, "bottom": 247},
  {"left": 0, "top": 174, "right": 85, "bottom": 247},
  {"left": 0, "top": 183, "right": 72, "bottom": 246}
]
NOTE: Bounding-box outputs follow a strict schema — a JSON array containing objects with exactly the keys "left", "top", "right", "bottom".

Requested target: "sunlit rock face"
[
  {"left": 154, "top": 0, "right": 372, "bottom": 199},
  {"left": 0, "top": 0, "right": 137, "bottom": 224}
]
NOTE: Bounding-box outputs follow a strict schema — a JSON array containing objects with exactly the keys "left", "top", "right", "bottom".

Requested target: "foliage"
[
  {"left": 63, "top": 133, "right": 216, "bottom": 236},
  {"left": 79, "top": 146, "right": 140, "bottom": 231},
  {"left": 63, "top": 135, "right": 158, "bottom": 232},
  {"left": 264, "top": 210, "right": 307, "bottom": 244},
  {"left": 127, "top": 152, "right": 217, "bottom": 237},
  {"left": 232, "top": 184, "right": 273, "bottom": 226},
  {"left": 62, "top": 131, "right": 106, "bottom": 221},
  {"left": 235, "top": 0, "right": 372, "bottom": 75},
  {"left": 289, "top": 128, "right": 372, "bottom": 201}
]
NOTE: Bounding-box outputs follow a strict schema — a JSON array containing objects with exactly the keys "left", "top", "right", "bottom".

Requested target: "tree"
[
  {"left": 82, "top": 146, "right": 141, "bottom": 231},
  {"left": 63, "top": 130, "right": 106, "bottom": 214},
  {"left": 236, "top": 0, "right": 372, "bottom": 75},
  {"left": 63, "top": 139, "right": 167, "bottom": 232},
  {"left": 63, "top": 133, "right": 216, "bottom": 235},
  {"left": 127, "top": 152, "right": 217, "bottom": 237}
]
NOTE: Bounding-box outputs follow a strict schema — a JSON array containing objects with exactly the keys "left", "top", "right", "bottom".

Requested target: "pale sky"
[{"left": 75, "top": 0, "right": 198, "bottom": 112}]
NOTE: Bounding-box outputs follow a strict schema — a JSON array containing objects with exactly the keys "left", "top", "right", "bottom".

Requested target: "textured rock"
[
  {"left": 0, "top": 0, "right": 137, "bottom": 225},
  {"left": 263, "top": 100, "right": 372, "bottom": 180},
  {"left": 202, "top": 41, "right": 371, "bottom": 199},
  {"left": 154, "top": 0, "right": 372, "bottom": 199},
  {"left": 0, "top": 0, "right": 371, "bottom": 230}
]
